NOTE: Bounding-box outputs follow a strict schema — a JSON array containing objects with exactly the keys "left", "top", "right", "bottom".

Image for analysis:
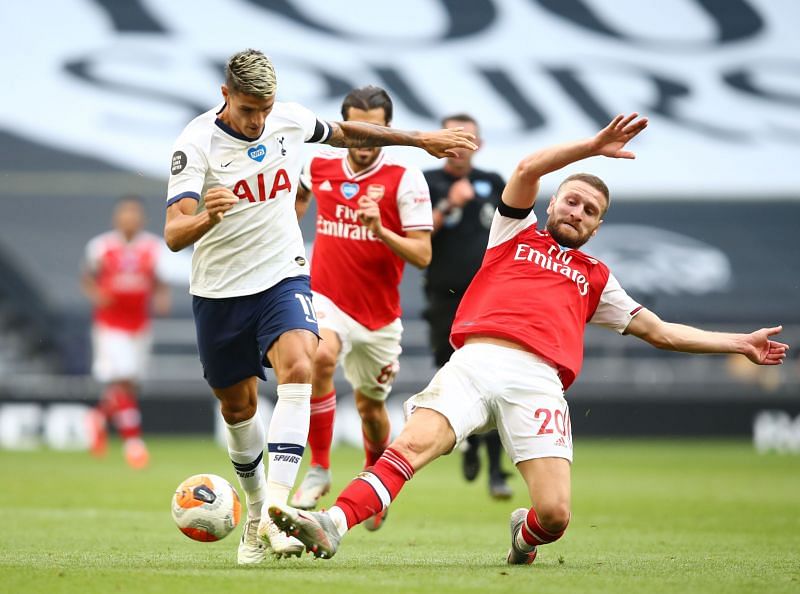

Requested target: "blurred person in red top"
[
  {"left": 81, "top": 196, "right": 170, "bottom": 468},
  {"left": 290, "top": 87, "right": 432, "bottom": 528}
]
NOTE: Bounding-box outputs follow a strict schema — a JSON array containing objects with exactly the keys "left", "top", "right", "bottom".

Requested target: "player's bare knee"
[
  {"left": 279, "top": 357, "right": 313, "bottom": 384},
  {"left": 355, "top": 397, "right": 385, "bottom": 424},
  {"left": 312, "top": 346, "right": 337, "bottom": 380},
  {"left": 218, "top": 398, "right": 257, "bottom": 425}
]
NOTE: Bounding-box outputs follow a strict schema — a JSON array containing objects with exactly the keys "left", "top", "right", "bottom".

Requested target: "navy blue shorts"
[{"left": 192, "top": 276, "right": 320, "bottom": 389}]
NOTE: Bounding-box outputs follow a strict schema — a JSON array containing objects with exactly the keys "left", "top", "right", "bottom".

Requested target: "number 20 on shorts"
[{"left": 534, "top": 406, "right": 571, "bottom": 437}]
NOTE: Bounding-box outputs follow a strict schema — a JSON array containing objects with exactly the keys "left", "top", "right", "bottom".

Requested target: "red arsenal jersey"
[
  {"left": 85, "top": 231, "right": 163, "bottom": 332},
  {"left": 450, "top": 207, "right": 642, "bottom": 390},
  {"left": 303, "top": 150, "right": 432, "bottom": 330}
]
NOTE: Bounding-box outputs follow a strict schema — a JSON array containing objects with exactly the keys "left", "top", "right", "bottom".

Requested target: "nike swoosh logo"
[
  {"left": 221, "top": 160, "right": 234, "bottom": 167},
  {"left": 275, "top": 445, "right": 296, "bottom": 452}
]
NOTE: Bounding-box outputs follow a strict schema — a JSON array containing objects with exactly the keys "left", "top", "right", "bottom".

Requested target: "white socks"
[
  {"left": 224, "top": 412, "right": 267, "bottom": 520},
  {"left": 328, "top": 505, "right": 349, "bottom": 538},
  {"left": 265, "top": 383, "right": 311, "bottom": 505}
]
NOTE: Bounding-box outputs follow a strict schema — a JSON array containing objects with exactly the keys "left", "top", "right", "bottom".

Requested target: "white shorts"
[
  {"left": 405, "top": 343, "right": 573, "bottom": 464},
  {"left": 312, "top": 292, "right": 402, "bottom": 400},
  {"left": 92, "top": 325, "right": 152, "bottom": 384}
]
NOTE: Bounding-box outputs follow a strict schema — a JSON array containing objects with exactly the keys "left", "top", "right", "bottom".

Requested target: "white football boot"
[
  {"left": 506, "top": 508, "right": 538, "bottom": 565},
  {"left": 257, "top": 516, "right": 305, "bottom": 558},
  {"left": 268, "top": 504, "right": 341, "bottom": 559},
  {"left": 290, "top": 466, "right": 331, "bottom": 510},
  {"left": 238, "top": 517, "right": 268, "bottom": 565}
]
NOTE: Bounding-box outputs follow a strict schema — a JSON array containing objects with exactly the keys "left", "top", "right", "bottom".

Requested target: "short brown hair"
[
  {"left": 341, "top": 86, "right": 393, "bottom": 124},
  {"left": 557, "top": 173, "right": 610, "bottom": 215},
  {"left": 440, "top": 113, "right": 478, "bottom": 132}
]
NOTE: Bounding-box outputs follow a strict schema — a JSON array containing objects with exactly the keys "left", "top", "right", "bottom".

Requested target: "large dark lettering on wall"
[
  {"left": 534, "top": 0, "right": 764, "bottom": 47},
  {"left": 66, "top": 55, "right": 355, "bottom": 119},
  {"left": 478, "top": 68, "right": 546, "bottom": 130},
  {"left": 724, "top": 61, "right": 800, "bottom": 107},
  {"left": 244, "top": 0, "right": 496, "bottom": 41},
  {"left": 547, "top": 68, "right": 612, "bottom": 129},
  {"left": 65, "top": 58, "right": 207, "bottom": 115},
  {"left": 91, "top": 0, "right": 166, "bottom": 32},
  {"left": 372, "top": 67, "right": 436, "bottom": 119},
  {"left": 547, "top": 63, "right": 746, "bottom": 140}
]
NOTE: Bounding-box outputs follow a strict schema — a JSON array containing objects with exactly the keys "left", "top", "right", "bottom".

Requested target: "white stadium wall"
[{"left": 1, "top": 0, "right": 799, "bottom": 198}]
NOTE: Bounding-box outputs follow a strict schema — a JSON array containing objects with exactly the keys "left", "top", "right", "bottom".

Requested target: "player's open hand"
[
  {"left": 592, "top": 113, "right": 648, "bottom": 159},
  {"left": 204, "top": 187, "right": 239, "bottom": 225},
  {"left": 743, "top": 326, "right": 789, "bottom": 365},
  {"left": 420, "top": 127, "right": 478, "bottom": 159},
  {"left": 356, "top": 196, "right": 383, "bottom": 236}
]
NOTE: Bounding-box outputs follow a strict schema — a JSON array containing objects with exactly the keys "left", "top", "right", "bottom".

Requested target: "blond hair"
[{"left": 225, "top": 49, "right": 277, "bottom": 98}]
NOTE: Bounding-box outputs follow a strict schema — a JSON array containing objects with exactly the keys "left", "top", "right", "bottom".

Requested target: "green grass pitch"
[{"left": 1, "top": 438, "right": 798, "bottom": 594}]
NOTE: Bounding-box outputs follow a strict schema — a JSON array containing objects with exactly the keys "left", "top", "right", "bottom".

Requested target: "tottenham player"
[
  {"left": 289, "top": 87, "right": 432, "bottom": 530},
  {"left": 164, "top": 49, "right": 476, "bottom": 565},
  {"left": 267, "top": 113, "right": 790, "bottom": 562},
  {"left": 82, "top": 196, "right": 170, "bottom": 469}
]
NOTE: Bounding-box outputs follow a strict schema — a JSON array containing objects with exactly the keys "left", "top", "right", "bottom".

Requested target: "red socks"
[
  {"left": 363, "top": 428, "right": 391, "bottom": 468},
  {"left": 520, "top": 507, "right": 568, "bottom": 546},
  {"left": 308, "top": 390, "right": 336, "bottom": 469},
  {"left": 334, "top": 448, "right": 414, "bottom": 528},
  {"left": 100, "top": 384, "right": 142, "bottom": 441}
]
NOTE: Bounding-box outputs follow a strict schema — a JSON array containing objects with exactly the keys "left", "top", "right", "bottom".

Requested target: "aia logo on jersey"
[
  {"left": 341, "top": 182, "right": 359, "bottom": 200},
  {"left": 248, "top": 144, "right": 267, "bottom": 162},
  {"left": 233, "top": 169, "right": 292, "bottom": 202},
  {"left": 366, "top": 184, "right": 385, "bottom": 202}
]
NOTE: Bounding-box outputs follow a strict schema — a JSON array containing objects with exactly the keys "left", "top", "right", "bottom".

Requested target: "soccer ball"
[{"left": 171, "top": 474, "right": 241, "bottom": 542}]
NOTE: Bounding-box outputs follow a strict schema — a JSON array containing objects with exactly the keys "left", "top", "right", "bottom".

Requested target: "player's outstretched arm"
[
  {"left": 626, "top": 309, "right": 789, "bottom": 365},
  {"left": 164, "top": 188, "right": 238, "bottom": 251},
  {"left": 502, "top": 113, "right": 648, "bottom": 210},
  {"left": 325, "top": 121, "right": 477, "bottom": 158}
]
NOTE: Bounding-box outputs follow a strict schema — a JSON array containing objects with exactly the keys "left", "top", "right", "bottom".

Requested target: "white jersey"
[{"left": 167, "top": 102, "right": 332, "bottom": 298}]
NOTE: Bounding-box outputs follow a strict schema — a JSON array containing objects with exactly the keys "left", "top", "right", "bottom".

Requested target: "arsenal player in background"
[
  {"left": 269, "top": 113, "right": 789, "bottom": 564},
  {"left": 291, "top": 87, "right": 432, "bottom": 532},
  {"left": 82, "top": 196, "right": 170, "bottom": 469}
]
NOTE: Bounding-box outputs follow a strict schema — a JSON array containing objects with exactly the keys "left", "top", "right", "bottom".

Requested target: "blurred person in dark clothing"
[{"left": 422, "top": 113, "right": 512, "bottom": 499}]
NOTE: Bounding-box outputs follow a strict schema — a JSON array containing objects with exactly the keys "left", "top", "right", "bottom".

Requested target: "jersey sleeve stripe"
[
  {"left": 403, "top": 224, "right": 434, "bottom": 231},
  {"left": 166, "top": 191, "right": 200, "bottom": 207},
  {"left": 308, "top": 119, "right": 332, "bottom": 144},
  {"left": 498, "top": 200, "right": 534, "bottom": 219}
]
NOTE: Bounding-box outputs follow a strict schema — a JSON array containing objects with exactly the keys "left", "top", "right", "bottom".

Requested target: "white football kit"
[{"left": 166, "top": 102, "right": 332, "bottom": 298}]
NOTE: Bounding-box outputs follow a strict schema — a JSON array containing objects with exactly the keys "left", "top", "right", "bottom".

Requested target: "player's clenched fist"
[
  {"left": 204, "top": 187, "right": 239, "bottom": 224},
  {"left": 356, "top": 196, "right": 383, "bottom": 236},
  {"left": 447, "top": 178, "right": 475, "bottom": 208}
]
